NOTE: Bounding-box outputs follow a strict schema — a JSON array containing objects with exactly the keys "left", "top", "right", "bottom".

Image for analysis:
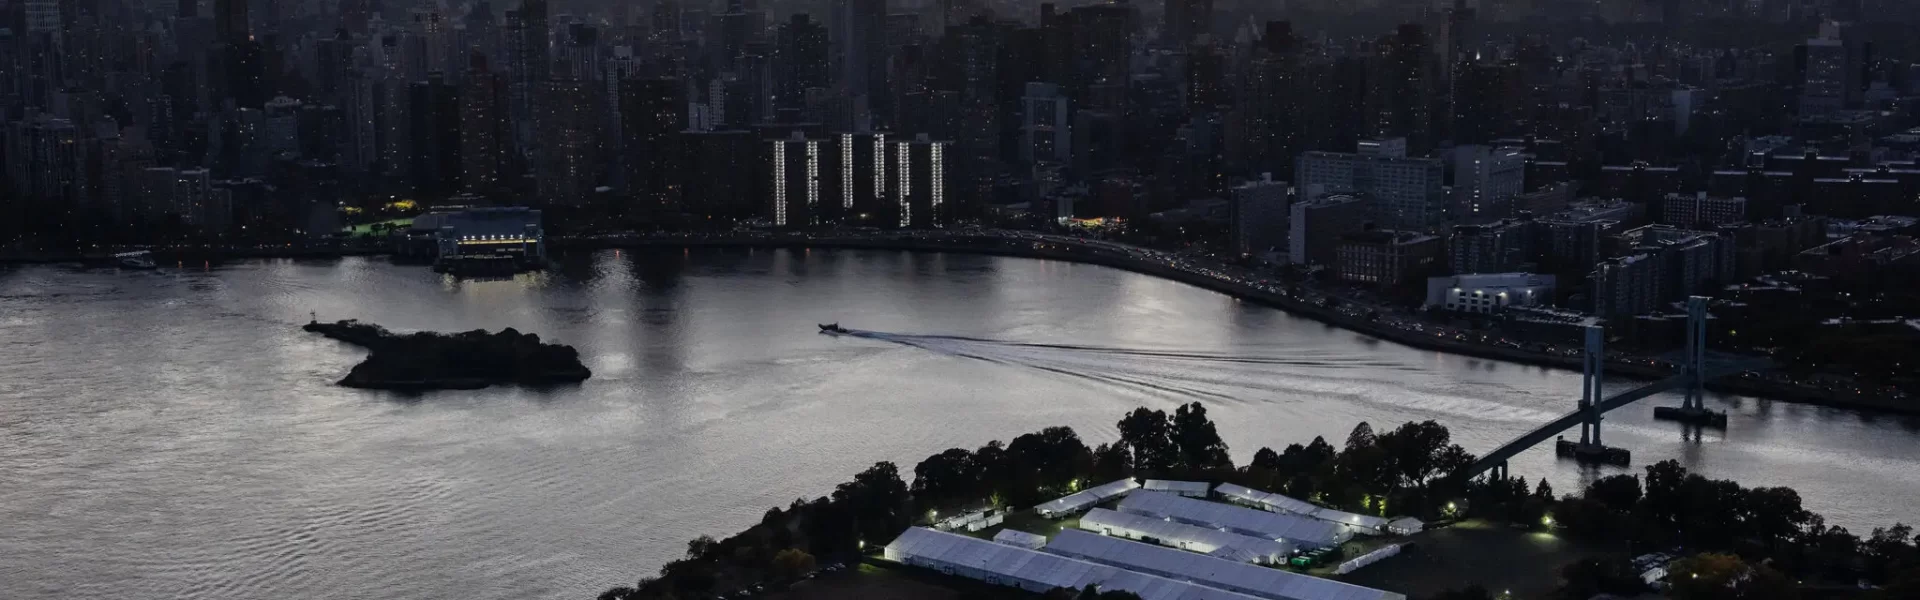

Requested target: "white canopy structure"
[
  {"left": 1079, "top": 508, "right": 1294, "bottom": 564},
  {"left": 993, "top": 529, "right": 1050, "bottom": 549},
  {"left": 1035, "top": 478, "right": 1140, "bottom": 518},
  {"left": 1143, "top": 479, "right": 1213, "bottom": 498},
  {"left": 1044, "top": 530, "right": 1407, "bottom": 600},
  {"left": 1214, "top": 484, "right": 1393, "bottom": 535},
  {"left": 884, "top": 527, "right": 1274, "bottom": 600},
  {"left": 1386, "top": 517, "right": 1424, "bottom": 536},
  {"left": 1117, "top": 491, "right": 1350, "bottom": 548}
]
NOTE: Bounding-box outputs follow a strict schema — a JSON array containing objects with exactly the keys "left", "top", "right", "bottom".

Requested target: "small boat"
[
  {"left": 818, "top": 323, "right": 850, "bottom": 334},
  {"left": 115, "top": 251, "right": 158, "bottom": 270}
]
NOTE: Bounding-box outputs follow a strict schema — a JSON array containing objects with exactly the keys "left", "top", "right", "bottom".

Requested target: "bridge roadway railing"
[{"left": 1453, "top": 360, "right": 1769, "bottom": 481}]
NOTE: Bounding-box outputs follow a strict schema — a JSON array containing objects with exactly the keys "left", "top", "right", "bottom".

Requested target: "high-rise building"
[
  {"left": 534, "top": 76, "right": 601, "bottom": 207},
  {"left": 1797, "top": 22, "right": 1866, "bottom": 116},
  {"left": 1229, "top": 173, "right": 1288, "bottom": 257},
  {"left": 1368, "top": 25, "right": 1435, "bottom": 154},
  {"left": 1020, "top": 82, "right": 1070, "bottom": 166},
  {"left": 767, "top": 132, "right": 949, "bottom": 227},
  {"left": 618, "top": 77, "right": 687, "bottom": 210},
  {"left": 776, "top": 15, "right": 830, "bottom": 111},
  {"left": 769, "top": 132, "right": 824, "bottom": 226},
  {"left": 1288, "top": 193, "right": 1368, "bottom": 266},
  {"left": 1591, "top": 253, "right": 1658, "bottom": 318},
  {"left": 1162, "top": 0, "right": 1212, "bottom": 46},
  {"left": 1296, "top": 139, "right": 1447, "bottom": 232},
  {"left": 461, "top": 57, "right": 505, "bottom": 194},
  {"left": 832, "top": 0, "right": 888, "bottom": 120},
  {"left": 407, "top": 74, "right": 461, "bottom": 199},
  {"left": 6, "top": 115, "right": 83, "bottom": 228},
  {"left": 1453, "top": 145, "right": 1525, "bottom": 223}
]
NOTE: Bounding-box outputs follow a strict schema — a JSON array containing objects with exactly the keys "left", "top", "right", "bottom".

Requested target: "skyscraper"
[
  {"left": 535, "top": 75, "right": 602, "bottom": 207},
  {"left": 618, "top": 77, "right": 687, "bottom": 210},
  {"left": 461, "top": 56, "right": 505, "bottom": 194},
  {"left": 1021, "top": 82, "right": 1070, "bottom": 166},
  {"left": 1162, "top": 0, "right": 1211, "bottom": 46},
  {"left": 832, "top": 0, "right": 888, "bottom": 122},
  {"left": 1453, "top": 145, "right": 1525, "bottom": 223},
  {"left": 776, "top": 15, "right": 830, "bottom": 111},
  {"left": 1368, "top": 25, "right": 1435, "bottom": 154},
  {"left": 407, "top": 74, "right": 461, "bottom": 199}
]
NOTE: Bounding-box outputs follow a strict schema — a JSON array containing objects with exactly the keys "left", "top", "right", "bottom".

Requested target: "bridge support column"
[
  {"left": 1559, "top": 325, "right": 1630, "bottom": 466},
  {"left": 1654, "top": 296, "right": 1729, "bottom": 428}
]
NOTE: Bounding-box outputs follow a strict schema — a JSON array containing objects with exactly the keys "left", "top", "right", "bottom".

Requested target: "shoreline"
[
  {"left": 11, "top": 234, "right": 1909, "bottom": 415},
  {"left": 555, "top": 233, "right": 1917, "bottom": 417}
]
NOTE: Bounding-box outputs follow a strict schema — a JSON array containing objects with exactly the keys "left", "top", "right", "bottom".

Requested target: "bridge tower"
[
  {"left": 1654, "top": 296, "right": 1730, "bottom": 427},
  {"left": 1558, "top": 323, "right": 1631, "bottom": 465}
]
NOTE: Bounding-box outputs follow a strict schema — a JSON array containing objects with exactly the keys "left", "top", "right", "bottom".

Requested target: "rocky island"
[{"left": 303, "top": 319, "right": 592, "bottom": 391}]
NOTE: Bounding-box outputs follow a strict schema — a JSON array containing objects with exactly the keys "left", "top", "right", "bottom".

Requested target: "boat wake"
[{"left": 842, "top": 330, "right": 1687, "bottom": 436}]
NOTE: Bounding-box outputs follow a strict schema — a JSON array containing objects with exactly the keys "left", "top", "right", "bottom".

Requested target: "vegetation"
[
  {"left": 303, "top": 319, "right": 591, "bottom": 390},
  {"left": 597, "top": 405, "right": 1920, "bottom": 599},
  {"left": 1549, "top": 460, "right": 1920, "bottom": 593}
]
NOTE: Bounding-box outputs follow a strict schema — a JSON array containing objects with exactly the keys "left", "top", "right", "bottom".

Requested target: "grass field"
[{"left": 1342, "top": 520, "right": 1620, "bottom": 599}]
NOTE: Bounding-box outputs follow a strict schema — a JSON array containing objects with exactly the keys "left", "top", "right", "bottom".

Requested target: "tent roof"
[{"left": 1045, "top": 530, "right": 1406, "bottom": 600}]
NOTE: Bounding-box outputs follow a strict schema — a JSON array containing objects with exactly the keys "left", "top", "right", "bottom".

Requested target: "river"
[{"left": 2, "top": 248, "right": 1916, "bottom": 599}]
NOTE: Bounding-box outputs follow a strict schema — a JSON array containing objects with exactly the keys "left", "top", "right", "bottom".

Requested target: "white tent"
[
  {"left": 1143, "top": 479, "right": 1213, "bottom": 498},
  {"left": 1386, "top": 517, "right": 1424, "bottom": 536},
  {"left": 884, "top": 527, "right": 1274, "bottom": 600},
  {"left": 992, "top": 529, "right": 1049, "bottom": 550},
  {"left": 1215, "top": 483, "right": 1394, "bottom": 535},
  {"left": 1118, "top": 491, "right": 1350, "bottom": 548},
  {"left": 1044, "top": 530, "right": 1406, "bottom": 600},
  {"left": 1034, "top": 478, "right": 1140, "bottom": 518},
  {"left": 1079, "top": 508, "right": 1294, "bottom": 564}
]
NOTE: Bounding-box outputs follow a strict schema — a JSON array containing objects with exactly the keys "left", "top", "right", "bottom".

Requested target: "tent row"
[
  {"left": 1035, "top": 478, "right": 1141, "bottom": 518},
  {"left": 1214, "top": 484, "right": 1396, "bottom": 535},
  {"left": 884, "top": 527, "right": 1276, "bottom": 600},
  {"left": 934, "top": 508, "right": 1006, "bottom": 533},
  {"left": 1044, "top": 530, "right": 1407, "bottom": 600},
  {"left": 1079, "top": 508, "right": 1295, "bottom": 565},
  {"left": 1332, "top": 544, "right": 1401, "bottom": 575},
  {"left": 1143, "top": 479, "right": 1212, "bottom": 498},
  {"left": 993, "top": 529, "right": 1049, "bottom": 550},
  {"left": 1118, "top": 491, "right": 1351, "bottom": 549}
]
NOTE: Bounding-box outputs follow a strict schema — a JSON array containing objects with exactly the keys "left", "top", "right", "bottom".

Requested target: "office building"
[
  {"left": 1230, "top": 174, "right": 1288, "bottom": 257},
  {"left": 1296, "top": 140, "right": 1446, "bottom": 231},
  {"left": 534, "top": 77, "right": 603, "bottom": 207},
  {"left": 1288, "top": 194, "right": 1368, "bottom": 266},
  {"left": 776, "top": 15, "right": 830, "bottom": 111},
  {"left": 619, "top": 78, "right": 688, "bottom": 211}
]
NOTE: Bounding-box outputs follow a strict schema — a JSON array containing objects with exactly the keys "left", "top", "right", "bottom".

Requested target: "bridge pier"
[
  {"left": 1559, "top": 325, "right": 1630, "bottom": 466},
  {"left": 1654, "top": 297, "right": 1729, "bottom": 428}
]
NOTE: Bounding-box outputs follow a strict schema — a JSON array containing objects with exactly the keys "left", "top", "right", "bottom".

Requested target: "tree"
[
  {"left": 833, "top": 462, "right": 911, "bottom": 549},
  {"left": 1346, "top": 422, "right": 1377, "bottom": 453},
  {"left": 1668, "top": 553, "right": 1800, "bottom": 600},
  {"left": 1091, "top": 441, "right": 1133, "bottom": 482},
  {"left": 1171, "top": 402, "right": 1232, "bottom": 474},
  {"left": 1533, "top": 478, "right": 1554, "bottom": 501},
  {"left": 686, "top": 535, "right": 718, "bottom": 560},
  {"left": 771, "top": 548, "right": 817, "bottom": 581},
  {"left": 913, "top": 448, "right": 982, "bottom": 515},
  {"left": 1118, "top": 408, "right": 1176, "bottom": 475},
  {"left": 1007, "top": 426, "right": 1094, "bottom": 500},
  {"left": 1585, "top": 474, "right": 1642, "bottom": 511}
]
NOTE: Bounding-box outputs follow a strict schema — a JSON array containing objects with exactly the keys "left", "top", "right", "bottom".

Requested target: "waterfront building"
[
  {"left": 413, "top": 206, "right": 545, "bottom": 272},
  {"left": 1287, "top": 194, "right": 1367, "bottom": 266},
  {"left": 1424, "top": 273, "right": 1557, "bottom": 314},
  {"left": 1450, "top": 218, "right": 1533, "bottom": 274},
  {"left": 883, "top": 527, "right": 1273, "bottom": 600},
  {"left": 766, "top": 132, "right": 950, "bottom": 227},
  {"left": 1334, "top": 230, "right": 1443, "bottom": 288},
  {"left": 1229, "top": 174, "right": 1288, "bottom": 257}
]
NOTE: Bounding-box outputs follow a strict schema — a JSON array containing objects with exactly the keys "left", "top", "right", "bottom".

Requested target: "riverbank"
[{"left": 554, "top": 232, "right": 1917, "bottom": 417}]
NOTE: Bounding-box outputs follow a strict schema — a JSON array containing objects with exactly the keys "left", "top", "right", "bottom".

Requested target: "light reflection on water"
[{"left": 1, "top": 249, "right": 1916, "bottom": 600}]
